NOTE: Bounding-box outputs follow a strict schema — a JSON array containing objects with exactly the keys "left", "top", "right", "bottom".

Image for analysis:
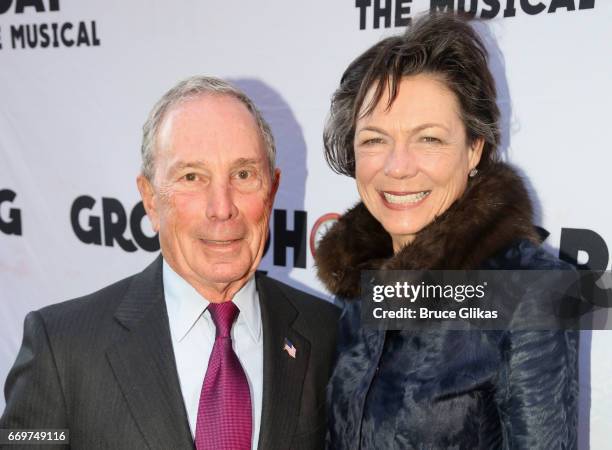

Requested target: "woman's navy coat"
[{"left": 316, "top": 164, "right": 579, "bottom": 449}]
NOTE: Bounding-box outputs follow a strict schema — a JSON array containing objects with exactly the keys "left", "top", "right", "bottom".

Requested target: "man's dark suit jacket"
[{"left": 1, "top": 256, "right": 339, "bottom": 449}]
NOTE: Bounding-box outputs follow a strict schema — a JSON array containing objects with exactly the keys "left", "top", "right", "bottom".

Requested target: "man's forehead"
[
  {"left": 163, "top": 93, "right": 256, "bottom": 129},
  {"left": 155, "top": 94, "right": 266, "bottom": 161}
]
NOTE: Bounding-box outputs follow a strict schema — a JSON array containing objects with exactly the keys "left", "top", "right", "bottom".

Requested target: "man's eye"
[
  {"left": 238, "top": 170, "right": 250, "bottom": 179},
  {"left": 184, "top": 173, "right": 197, "bottom": 181}
]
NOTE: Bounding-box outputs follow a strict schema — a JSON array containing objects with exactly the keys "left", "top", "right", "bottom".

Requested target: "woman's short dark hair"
[{"left": 323, "top": 13, "right": 500, "bottom": 177}]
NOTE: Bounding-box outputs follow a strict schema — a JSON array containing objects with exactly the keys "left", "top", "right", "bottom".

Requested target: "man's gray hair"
[{"left": 141, "top": 76, "right": 276, "bottom": 180}]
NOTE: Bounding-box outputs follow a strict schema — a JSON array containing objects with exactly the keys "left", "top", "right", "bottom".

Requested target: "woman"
[{"left": 315, "top": 14, "right": 578, "bottom": 450}]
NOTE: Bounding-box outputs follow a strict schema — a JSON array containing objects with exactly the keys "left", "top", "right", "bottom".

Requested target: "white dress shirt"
[{"left": 163, "top": 261, "right": 263, "bottom": 450}]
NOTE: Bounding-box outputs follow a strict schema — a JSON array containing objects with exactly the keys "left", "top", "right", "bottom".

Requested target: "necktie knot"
[{"left": 207, "top": 301, "right": 239, "bottom": 338}]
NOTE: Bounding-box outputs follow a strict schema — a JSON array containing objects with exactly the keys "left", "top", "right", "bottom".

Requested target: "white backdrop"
[{"left": 1, "top": 1, "right": 610, "bottom": 448}]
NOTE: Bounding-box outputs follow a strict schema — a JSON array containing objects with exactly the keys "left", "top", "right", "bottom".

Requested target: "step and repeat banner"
[{"left": 1, "top": 0, "right": 610, "bottom": 447}]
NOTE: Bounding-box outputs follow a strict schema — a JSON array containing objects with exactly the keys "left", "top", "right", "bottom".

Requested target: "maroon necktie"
[{"left": 195, "top": 302, "right": 253, "bottom": 450}]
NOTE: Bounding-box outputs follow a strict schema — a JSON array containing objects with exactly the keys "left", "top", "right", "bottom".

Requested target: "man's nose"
[
  {"left": 206, "top": 180, "right": 237, "bottom": 221},
  {"left": 383, "top": 143, "right": 418, "bottom": 179}
]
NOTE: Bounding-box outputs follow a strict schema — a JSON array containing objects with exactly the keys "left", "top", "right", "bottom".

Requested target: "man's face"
[{"left": 138, "top": 94, "right": 279, "bottom": 301}]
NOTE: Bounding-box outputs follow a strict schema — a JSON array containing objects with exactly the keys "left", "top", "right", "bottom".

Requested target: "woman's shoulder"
[
  {"left": 334, "top": 298, "right": 362, "bottom": 342},
  {"left": 483, "top": 238, "right": 574, "bottom": 271}
]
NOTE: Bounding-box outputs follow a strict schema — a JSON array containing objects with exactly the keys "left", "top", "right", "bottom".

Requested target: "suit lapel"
[
  {"left": 256, "top": 273, "right": 311, "bottom": 450},
  {"left": 106, "top": 256, "right": 194, "bottom": 450}
]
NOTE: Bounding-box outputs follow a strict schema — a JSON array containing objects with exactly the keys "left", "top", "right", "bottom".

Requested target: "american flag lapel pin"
[{"left": 283, "top": 337, "right": 297, "bottom": 359}]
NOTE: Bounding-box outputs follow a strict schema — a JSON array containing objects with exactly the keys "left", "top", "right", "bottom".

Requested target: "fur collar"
[{"left": 315, "top": 162, "right": 539, "bottom": 299}]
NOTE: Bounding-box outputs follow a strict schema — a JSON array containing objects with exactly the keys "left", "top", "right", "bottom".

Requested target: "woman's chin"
[
  {"left": 384, "top": 224, "right": 422, "bottom": 248},
  {"left": 376, "top": 211, "right": 431, "bottom": 243}
]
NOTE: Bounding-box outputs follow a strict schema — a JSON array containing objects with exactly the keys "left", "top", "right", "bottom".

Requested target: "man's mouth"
[
  {"left": 382, "top": 190, "right": 431, "bottom": 205},
  {"left": 201, "top": 239, "right": 241, "bottom": 246}
]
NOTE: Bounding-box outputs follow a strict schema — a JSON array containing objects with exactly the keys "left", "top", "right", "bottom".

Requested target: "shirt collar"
[{"left": 163, "top": 260, "right": 261, "bottom": 344}]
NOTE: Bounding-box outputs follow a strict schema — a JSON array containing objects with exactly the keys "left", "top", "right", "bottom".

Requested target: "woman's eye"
[
  {"left": 422, "top": 136, "right": 441, "bottom": 144},
  {"left": 361, "top": 137, "right": 384, "bottom": 146}
]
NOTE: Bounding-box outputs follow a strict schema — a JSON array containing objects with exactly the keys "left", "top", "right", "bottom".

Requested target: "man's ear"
[
  {"left": 137, "top": 175, "right": 160, "bottom": 232},
  {"left": 266, "top": 168, "right": 281, "bottom": 210},
  {"left": 271, "top": 168, "right": 281, "bottom": 199},
  {"left": 468, "top": 137, "right": 485, "bottom": 171}
]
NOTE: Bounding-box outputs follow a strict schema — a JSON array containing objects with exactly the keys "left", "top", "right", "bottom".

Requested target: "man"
[{"left": 1, "top": 76, "right": 339, "bottom": 450}]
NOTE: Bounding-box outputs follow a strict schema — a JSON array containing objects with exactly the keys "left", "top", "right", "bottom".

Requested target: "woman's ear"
[{"left": 468, "top": 137, "right": 485, "bottom": 171}]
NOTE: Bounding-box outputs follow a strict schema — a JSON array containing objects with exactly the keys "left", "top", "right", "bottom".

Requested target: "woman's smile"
[{"left": 379, "top": 190, "right": 431, "bottom": 209}]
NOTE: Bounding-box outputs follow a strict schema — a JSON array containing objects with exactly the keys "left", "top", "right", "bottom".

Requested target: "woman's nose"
[{"left": 383, "top": 144, "right": 418, "bottom": 179}]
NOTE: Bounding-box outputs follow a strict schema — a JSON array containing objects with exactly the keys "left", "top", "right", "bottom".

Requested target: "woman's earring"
[{"left": 469, "top": 168, "right": 478, "bottom": 178}]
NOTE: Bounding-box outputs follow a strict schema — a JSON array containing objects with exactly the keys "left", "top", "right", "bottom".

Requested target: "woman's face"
[{"left": 354, "top": 74, "right": 483, "bottom": 252}]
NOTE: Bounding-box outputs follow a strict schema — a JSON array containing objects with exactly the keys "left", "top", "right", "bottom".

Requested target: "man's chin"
[{"left": 196, "top": 262, "right": 254, "bottom": 288}]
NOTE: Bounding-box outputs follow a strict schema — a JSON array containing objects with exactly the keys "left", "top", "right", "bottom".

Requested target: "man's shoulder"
[
  {"left": 256, "top": 273, "right": 340, "bottom": 323},
  {"left": 36, "top": 257, "right": 161, "bottom": 331},
  {"left": 39, "top": 273, "right": 134, "bottom": 320},
  {"left": 258, "top": 274, "right": 340, "bottom": 319},
  {"left": 257, "top": 273, "right": 340, "bottom": 353}
]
